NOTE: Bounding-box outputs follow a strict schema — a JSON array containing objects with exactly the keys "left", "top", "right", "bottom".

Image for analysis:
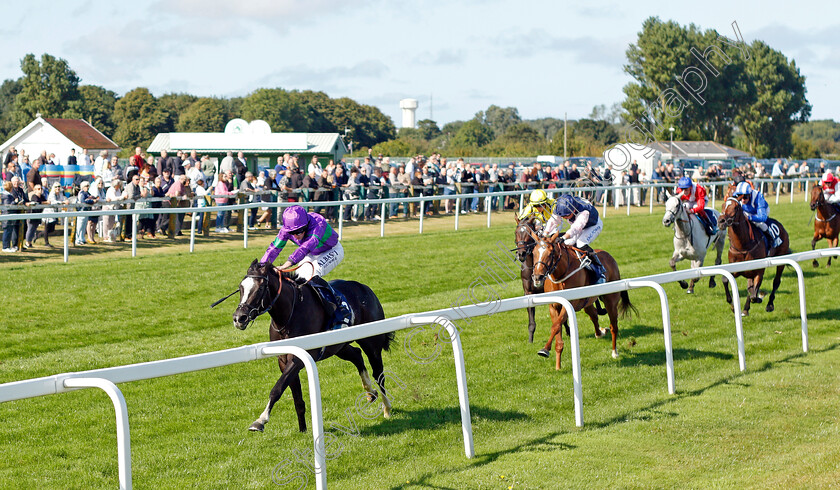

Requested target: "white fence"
[
  {"left": 1, "top": 247, "right": 837, "bottom": 490},
  {"left": 0, "top": 177, "right": 820, "bottom": 263}
]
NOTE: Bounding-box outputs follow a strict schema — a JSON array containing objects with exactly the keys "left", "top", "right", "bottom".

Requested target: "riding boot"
[
  {"left": 310, "top": 275, "right": 352, "bottom": 329},
  {"left": 581, "top": 244, "right": 607, "bottom": 284}
]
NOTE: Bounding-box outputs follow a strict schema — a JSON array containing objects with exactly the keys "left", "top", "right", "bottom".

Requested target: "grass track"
[{"left": 1, "top": 194, "right": 839, "bottom": 489}]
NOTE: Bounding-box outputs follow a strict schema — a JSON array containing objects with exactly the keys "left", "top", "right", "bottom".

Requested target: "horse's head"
[
  {"left": 718, "top": 197, "right": 743, "bottom": 230},
  {"left": 810, "top": 184, "right": 824, "bottom": 211},
  {"left": 662, "top": 193, "right": 684, "bottom": 227},
  {"left": 724, "top": 183, "right": 737, "bottom": 200},
  {"left": 233, "top": 259, "right": 278, "bottom": 330},
  {"left": 514, "top": 218, "right": 540, "bottom": 262},
  {"left": 530, "top": 231, "right": 561, "bottom": 288}
]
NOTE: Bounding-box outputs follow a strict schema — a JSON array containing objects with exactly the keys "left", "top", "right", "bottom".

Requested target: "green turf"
[{"left": 1, "top": 195, "right": 839, "bottom": 489}]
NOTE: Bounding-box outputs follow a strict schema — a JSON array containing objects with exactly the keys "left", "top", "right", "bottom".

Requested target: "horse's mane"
[{"left": 281, "top": 271, "right": 308, "bottom": 286}]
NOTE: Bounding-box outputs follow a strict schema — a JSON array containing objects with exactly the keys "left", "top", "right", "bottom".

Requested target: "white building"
[{"left": 0, "top": 116, "right": 120, "bottom": 164}]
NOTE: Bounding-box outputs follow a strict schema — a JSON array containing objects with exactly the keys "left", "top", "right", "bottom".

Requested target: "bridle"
[
  {"left": 721, "top": 197, "right": 761, "bottom": 256},
  {"left": 812, "top": 189, "right": 837, "bottom": 222},
  {"left": 232, "top": 270, "right": 300, "bottom": 331}
]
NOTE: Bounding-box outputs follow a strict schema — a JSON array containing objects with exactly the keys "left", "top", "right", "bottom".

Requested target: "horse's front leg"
[
  {"left": 671, "top": 253, "right": 689, "bottom": 290},
  {"left": 539, "top": 304, "right": 567, "bottom": 370},
  {"left": 828, "top": 237, "right": 838, "bottom": 267},
  {"left": 250, "top": 356, "right": 305, "bottom": 432},
  {"left": 742, "top": 276, "right": 756, "bottom": 317},
  {"left": 766, "top": 265, "right": 784, "bottom": 313},
  {"left": 687, "top": 259, "right": 703, "bottom": 294},
  {"left": 812, "top": 235, "right": 821, "bottom": 268},
  {"left": 722, "top": 275, "right": 734, "bottom": 309},
  {"left": 527, "top": 305, "right": 537, "bottom": 343}
]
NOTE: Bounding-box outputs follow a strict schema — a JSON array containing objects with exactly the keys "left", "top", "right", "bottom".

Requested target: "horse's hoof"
[
  {"left": 813, "top": 260, "right": 819, "bottom": 268},
  {"left": 596, "top": 306, "right": 607, "bottom": 315},
  {"left": 679, "top": 280, "right": 689, "bottom": 289},
  {"left": 709, "top": 280, "right": 716, "bottom": 288},
  {"left": 741, "top": 310, "right": 749, "bottom": 317},
  {"left": 687, "top": 289, "right": 694, "bottom": 294},
  {"left": 537, "top": 349, "right": 550, "bottom": 358},
  {"left": 383, "top": 407, "right": 392, "bottom": 419},
  {"left": 595, "top": 328, "right": 607, "bottom": 338},
  {"left": 766, "top": 304, "right": 775, "bottom": 313},
  {"left": 248, "top": 422, "right": 265, "bottom": 432},
  {"left": 611, "top": 350, "right": 619, "bottom": 359}
]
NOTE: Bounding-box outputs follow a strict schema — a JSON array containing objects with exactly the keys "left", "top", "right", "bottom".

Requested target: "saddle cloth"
[{"left": 308, "top": 278, "right": 354, "bottom": 330}]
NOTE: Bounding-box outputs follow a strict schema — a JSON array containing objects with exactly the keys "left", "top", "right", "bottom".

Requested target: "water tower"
[{"left": 399, "top": 98, "right": 418, "bottom": 129}]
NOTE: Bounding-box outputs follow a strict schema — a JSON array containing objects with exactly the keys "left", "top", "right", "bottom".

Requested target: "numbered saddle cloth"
[{"left": 308, "top": 279, "right": 354, "bottom": 330}]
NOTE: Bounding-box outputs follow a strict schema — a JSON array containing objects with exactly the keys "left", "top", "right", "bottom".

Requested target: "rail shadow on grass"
[
  {"left": 366, "top": 405, "right": 527, "bottom": 437},
  {"left": 389, "top": 342, "right": 839, "bottom": 489},
  {"left": 618, "top": 348, "right": 733, "bottom": 367}
]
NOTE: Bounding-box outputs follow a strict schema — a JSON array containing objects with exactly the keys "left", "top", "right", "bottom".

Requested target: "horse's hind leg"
[
  {"left": 540, "top": 304, "right": 566, "bottom": 370},
  {"left": 357, "top": 341, "right": 393, "bottom": 419},
  {"left": 335, "top": 344, "right": 378, "bottom": 399},
  {"left": 603, "top": 294, "right": 620, "bottom": 359},
  {"left": 812, "top": 235, "right": 820, "bottom": 268},
  {"left": 766, "top": 265, "right": 784, "bottom": 313}
]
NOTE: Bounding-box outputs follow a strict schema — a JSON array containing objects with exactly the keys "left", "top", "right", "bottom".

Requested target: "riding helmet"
[
  {"left": 282, "top": 206, "right": 310, "bottom": 234},
  {"left": 733, "top": 182, "right": 752, "bottom": 197},
  {"left": 529, "top": 189, "right": 549, "bottom": 205},
  {"left": 678, "top": 176, "right": 693, "bottom": 189}
]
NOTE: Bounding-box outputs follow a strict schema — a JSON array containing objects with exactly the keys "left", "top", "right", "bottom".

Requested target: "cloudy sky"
[{"left": 2, "top": 0, "right": 838, "bottom": 127}]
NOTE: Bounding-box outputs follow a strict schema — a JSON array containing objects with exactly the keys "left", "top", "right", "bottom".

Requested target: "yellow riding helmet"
[{"left": 529, "top": 189, "right": 549, "bottom": 205}]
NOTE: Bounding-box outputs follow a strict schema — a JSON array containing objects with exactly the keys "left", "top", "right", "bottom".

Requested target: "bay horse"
[
  {"left": 662, "top": 194, "right": 726, "bottom": 293},
  {"left": 515, "top": 217, "right": 604, "bottom": 343},
  {"left": 718, "top": 197, "right": 790, "bottom": 316},
  {"left": 514, "top": 217, "right": 544, "bottom": 343},
  {"left": 232, "top": 259, "right": 394, "bottom": 432},
  {"left": 530, "top": 233, "right": 636, "bottom": 370},
  {"left": 809, "top": 184, "right": 840, "bottom": 268}
]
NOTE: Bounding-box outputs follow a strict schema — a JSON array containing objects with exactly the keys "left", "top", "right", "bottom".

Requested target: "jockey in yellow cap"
[{"left": 518, "top": 189, "right": 556, "bottom": 225}]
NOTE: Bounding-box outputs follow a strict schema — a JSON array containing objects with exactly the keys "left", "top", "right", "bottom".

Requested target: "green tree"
[
  {"left": 113, "top": 88, "right": 169, "bottom": 150},
  {"left": 622, "top": 18, "right": 752, "bottom": 143},
  {"left": 178, "top": 97, "right": 227, "bottom": 132},
  {"left": 240, "top": 88, "right": 306, "bottom": 132},
  {"left": 451, "top": 119, "right": 494, "bottom": 148},
  {"left": 441, "top": 120, "right": 465, "bottom": 136},
  {"left": 526, "top": 117, "right": 565, "bottom": 139},
  {"left": 158, "top": 93, "right": 198, "bottom": 132},
  {"left": 372, "top": 139, "right": 413, "bottom": 157},
  {"left": 475, "top": 105, "right": 521, "bottom": 137},
  {"left": 67, "top": 85, "right": 118, "bottom": 136},
  {"left": 12, "top": 53, "right": 81, "bottom": 128},
  {"left": 790, "top": 133, "right": 819, "bottom": 159},
  {"left": 572, "top": 119, "right": 619, "bottom": 145},
  {"left": 0, "top": 78, "right": 22, "bottom": 141},
  {"left": 417, "top": 119, "right": 441, "bottom": 140},
  {"left": 500, "top": 123, "right": 544, "bottom": 145},
  {"left": 735, "top": 41, "right": 811, "bottom": 157},
  {"left": 287, "top": 90, "right": 337, "bottom": 132}
]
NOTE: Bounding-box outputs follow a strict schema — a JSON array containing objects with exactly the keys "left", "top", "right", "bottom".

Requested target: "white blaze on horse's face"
[{"left": 240, "top": 277, "right": 258, "bottom": 304}]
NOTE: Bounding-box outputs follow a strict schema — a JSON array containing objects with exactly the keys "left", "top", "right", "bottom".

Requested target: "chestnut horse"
[
  {"left": 718, "top": 197, "right": 790, "bottom": 316},
  {"left": 530, "top": 233, "right": 635, "bottom": 370},
  {"left": 809, "top": 184, "right": 840, "bottom": 268}
]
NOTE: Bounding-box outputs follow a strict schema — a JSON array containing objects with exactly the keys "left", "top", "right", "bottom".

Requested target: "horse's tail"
[{"left": 618, "top": 290, "right": 638, "bottom": 319}]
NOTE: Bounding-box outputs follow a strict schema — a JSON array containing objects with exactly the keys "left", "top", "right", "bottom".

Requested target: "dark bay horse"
[
  {"left": 530, "top": 233, "right": 635, "bottom": 370},
  {"left": 809, "top": 184, "right": 840, "bottom": 268},
  {"left": 514, "top": 217, "right": 544, "bottom": 343},
  {"left": 233, "top": 260, "right": 394, "bottom": 432},
  {"left": 718, "top": 197, "right": 790, "bottom": 316}
]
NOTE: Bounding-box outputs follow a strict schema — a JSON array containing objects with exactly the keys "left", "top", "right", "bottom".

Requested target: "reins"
[{"left": 723, "top": 197, "right": 762, "bottom": 256}]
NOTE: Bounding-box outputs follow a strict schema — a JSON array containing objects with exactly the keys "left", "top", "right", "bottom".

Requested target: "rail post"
[
  {"left": 260, "top": 346, "right": 326, "bottom": 490},
  {"left": 529, "top": 295, "right": 584, "bottom": 427},
  {"left": 62, "top": 377, "right": 132, "bottom": 490}
]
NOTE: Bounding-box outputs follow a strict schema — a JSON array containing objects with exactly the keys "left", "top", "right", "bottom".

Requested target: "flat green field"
[{"left": 1, "top": 194, "right": 839, "bottom": 489}]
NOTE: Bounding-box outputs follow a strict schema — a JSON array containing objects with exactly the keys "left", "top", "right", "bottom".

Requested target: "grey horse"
[{"left": 662, "top": 194, "right": 726, "bottom": 293}]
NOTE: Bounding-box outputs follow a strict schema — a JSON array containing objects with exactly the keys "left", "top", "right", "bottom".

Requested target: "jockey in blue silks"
[
  {"left": 543, "top": 194, "right": 606, "bottom": 284},
  {"left": 731, "top": 181, "right": 782, "bottom": 250}
]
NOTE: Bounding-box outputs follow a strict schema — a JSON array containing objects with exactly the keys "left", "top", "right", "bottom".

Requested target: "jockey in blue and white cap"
[
  {"left": 731, "top": 181, "right": 782, "bottom": 249},
  {"left": 544, "top": 194, "right": 606, "bottom": 284}
]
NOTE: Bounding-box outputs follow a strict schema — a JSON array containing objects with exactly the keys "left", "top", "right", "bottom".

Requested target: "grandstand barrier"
[
  {"left": 0, "top": 178, "right": 821, "bottom": 263},
  {"left": 0, "top": 247, "right": 837, "bottom": 489}
]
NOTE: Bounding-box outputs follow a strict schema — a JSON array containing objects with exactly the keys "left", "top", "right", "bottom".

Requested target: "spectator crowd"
[{"left": 1, "top": 145, "right": 830, "bottom": 254}]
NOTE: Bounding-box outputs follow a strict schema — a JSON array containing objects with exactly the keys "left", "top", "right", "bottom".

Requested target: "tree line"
[{"left": 0, "top": 54, "right": 396, "bottom": 154}]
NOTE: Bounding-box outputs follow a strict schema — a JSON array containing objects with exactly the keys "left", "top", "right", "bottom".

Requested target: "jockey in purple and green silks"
[{"left": 260, "top": 206, "right": 343, "bottom": 281}]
